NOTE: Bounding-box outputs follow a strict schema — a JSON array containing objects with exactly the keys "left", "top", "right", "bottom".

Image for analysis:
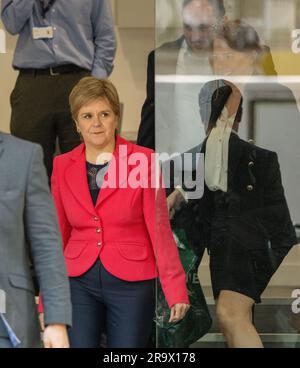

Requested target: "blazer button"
[
  {"left": 96, "top": 228, "right": 102, "bottom": 233},
  {"left": 93, "top": 217, "right": 99, "bottom": 221},
  {"left": 97, "top": 242, "right": 102, "bottom": 247},
  {"left": 247, "top": 185, "right": 254, "bottom": 191},
  {"left": 248, "top": 161, "right": 254, "bottom": 167}
]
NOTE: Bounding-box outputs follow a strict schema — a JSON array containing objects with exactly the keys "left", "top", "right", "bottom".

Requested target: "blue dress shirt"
[{"left": 1, "top": 0, "right": 116, "bottom": 78}]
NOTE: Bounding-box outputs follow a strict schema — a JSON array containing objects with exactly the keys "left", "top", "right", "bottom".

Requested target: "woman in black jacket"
[
  {"left": 170, "top": 21, "right": 298, "bottom": 348},
  {"left": 195, "top": 82, "right": 296, "bottom": 348}
]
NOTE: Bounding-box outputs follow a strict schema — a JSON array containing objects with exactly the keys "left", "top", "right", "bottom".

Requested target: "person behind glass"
[
  {"left": 38, "top": 77, "right": 190, "bottom": 348},
  {"left": 170, "top": 21, "right": 298, "bottom": 348},
  {"left": 168, "top": 19, "right": 299, "bottom": 222},
  {"left": 137, "top": 0, "right": 277, "bottom": 151},
  {"left": 1, "top": 0, "right": 116, "bottom": 179},
  {"left": 205, "top": 24, "right": 299, "bottom": 348},
  {"left": 197, "top": 83, "right": 296, "bottom": 348},
  {"left": 137, "top": 0, "right": 228, "bottom": 150}
]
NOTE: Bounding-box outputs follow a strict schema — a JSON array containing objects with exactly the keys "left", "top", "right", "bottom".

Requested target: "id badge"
[{"left": 32, "top": 26, "right": 54, "bottom": 39}]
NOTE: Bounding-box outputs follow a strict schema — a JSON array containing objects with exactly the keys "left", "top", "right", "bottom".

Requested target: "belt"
[{"left": 19, "top": 64, "right": 89, "bottom": 76}]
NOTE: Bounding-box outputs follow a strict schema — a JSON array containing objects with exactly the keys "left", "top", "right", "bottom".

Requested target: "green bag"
[{"left": 154, "top": 228, "right": 212, "bottom": 348}]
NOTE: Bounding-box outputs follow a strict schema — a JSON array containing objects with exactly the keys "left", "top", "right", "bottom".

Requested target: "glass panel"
[{"left": 155, "top": 0, "right": 300, "bottom": 348}]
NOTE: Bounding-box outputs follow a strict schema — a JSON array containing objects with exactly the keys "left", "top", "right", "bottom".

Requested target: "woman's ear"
[
  {"left": 115, "top": 114, "right": 120, "bottom": 129},
  {"left": 75, "top": 121, "right": 82, "bottom": 135},
  {"left": 74, "top": 121, "right": 83, "bottom": 141}
]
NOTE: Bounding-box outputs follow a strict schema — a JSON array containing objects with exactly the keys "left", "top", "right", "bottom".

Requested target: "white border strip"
[{"left": 156, "top": 75, "right": 300, "bottom": 84}]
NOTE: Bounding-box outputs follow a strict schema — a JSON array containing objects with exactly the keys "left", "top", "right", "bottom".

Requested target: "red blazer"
[{"left": 48, "top": 136, "right": 188, "bottom": 308}]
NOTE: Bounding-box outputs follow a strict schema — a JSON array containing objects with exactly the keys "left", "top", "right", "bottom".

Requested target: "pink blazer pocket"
[
  {"left": 64, "top": 241, "right": 88, "bottom": 259},
  {"left": 117, "top": 242, "right": 148, "bottom": 261}
]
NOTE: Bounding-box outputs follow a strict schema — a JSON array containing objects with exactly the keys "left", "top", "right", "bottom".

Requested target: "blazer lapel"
[
  {"left": 95, "top": 136, "right": 133, "bottom": 208},
  {"left": 65, "top": 144, "right": 96, "bottom": 216}
]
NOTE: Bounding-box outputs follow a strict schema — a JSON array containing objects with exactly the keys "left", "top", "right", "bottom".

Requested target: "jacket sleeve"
[
  {"left": 263, "top": 152, "right": 285, "bottom": 205},
  {"left": 51, "top": 156, "right": 72, "bottom": 251},
  {"left": 38, "top": 156, "right": 72, "bottom": 314},
  {"left": 137, "top": 51, "right": 155, "bottom": 149},
  {"left": 142, "top": 157, "right": 189, "bottom": 308},
  {"left": 1, "top": 0, "right": 34, "bottom": 35},
  {"left": 25, "top": 145, "right": 71, "bottom": 326},
  {"left": 262, "top": 151, "right": 297, "bottom": 249}
]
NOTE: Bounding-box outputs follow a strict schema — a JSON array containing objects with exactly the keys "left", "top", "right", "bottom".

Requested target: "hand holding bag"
[{"left": 154, "top": 228, "right": 212, "bottom": 348}]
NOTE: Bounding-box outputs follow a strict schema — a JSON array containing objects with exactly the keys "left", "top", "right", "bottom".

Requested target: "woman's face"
[
  {"left": 212, "top": 38, "right": 256, "bottom": 76},
  {"left": 76, "top": 97, "right": 118, "bottom": 151}
]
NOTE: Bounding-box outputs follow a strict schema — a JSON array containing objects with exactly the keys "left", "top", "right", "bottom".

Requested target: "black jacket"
[
  {"left": 137, "top": 37, "right": 190, "bottom": 149},
  {"left": 173, "top": 133, "right": 297, "bottom": 261}
]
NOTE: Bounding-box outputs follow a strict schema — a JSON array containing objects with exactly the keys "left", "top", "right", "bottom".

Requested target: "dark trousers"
[
  {"left": 10, "top": 70, "right": 89, "bottom": 178},
  {"left": 68, "top": 260, "right": 156, "bottom": 348}
]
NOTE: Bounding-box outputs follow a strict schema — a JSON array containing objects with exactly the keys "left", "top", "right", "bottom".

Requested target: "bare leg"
[{"left": 216, "top": 290, "right": 263, "bottom": 348}]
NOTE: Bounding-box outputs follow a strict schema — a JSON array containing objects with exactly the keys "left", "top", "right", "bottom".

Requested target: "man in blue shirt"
[{"left": 1, "top": 0, "right": 116, "bottom": 177}]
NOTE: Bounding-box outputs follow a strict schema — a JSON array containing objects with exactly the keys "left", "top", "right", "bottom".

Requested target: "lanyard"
[{"left": 40, "top": 0, "right": 57, "bottom": 18}]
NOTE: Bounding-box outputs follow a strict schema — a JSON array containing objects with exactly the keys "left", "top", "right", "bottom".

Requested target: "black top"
[{"left": 86, "top": 161, "right": 109, "bottom": 206}]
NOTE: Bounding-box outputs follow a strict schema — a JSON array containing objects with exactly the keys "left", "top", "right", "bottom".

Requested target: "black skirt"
[{"left": 208, "top": 192, "right": 289, "bottom": 303}]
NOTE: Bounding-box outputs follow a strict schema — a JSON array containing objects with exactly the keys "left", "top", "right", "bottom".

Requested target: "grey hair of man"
[{"left": 182, "top": 0, "right": 226, "bottom": 18}]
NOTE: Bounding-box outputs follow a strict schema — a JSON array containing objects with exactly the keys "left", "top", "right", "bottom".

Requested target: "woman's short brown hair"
[
  {"left": 217, "top": 20, "right": 262, "bottom": 53},
  {"left": 69, "top": 77, "right": 120, "bottom": 121},
  {"left": 214, "top": 20, "right": 270, "bottom": 75}
]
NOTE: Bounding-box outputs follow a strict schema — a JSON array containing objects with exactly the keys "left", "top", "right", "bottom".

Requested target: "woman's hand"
[
  {"left": 39, "top": 314, "right": 70, "bottom": 348},
  {"left": 167, "top": 189, "right": 186, "bottom": 219},
  {"left": 43, "top": 324, "right": 70, "bottom": 348},
  {"left": 169, "top": 303, "right": 190, "bottom": 323}
]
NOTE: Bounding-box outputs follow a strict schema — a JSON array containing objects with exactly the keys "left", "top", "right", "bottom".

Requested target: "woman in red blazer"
[{"left": 40, "top": 77, "right": 189, "bottom": 348}]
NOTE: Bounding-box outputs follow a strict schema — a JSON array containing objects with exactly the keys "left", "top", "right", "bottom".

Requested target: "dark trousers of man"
[
  {"left": 10, "top": 68, "right": 90, "bottom": 178},
  {"left": 68, "top": 260, "right": 156, "bottom": 348}
]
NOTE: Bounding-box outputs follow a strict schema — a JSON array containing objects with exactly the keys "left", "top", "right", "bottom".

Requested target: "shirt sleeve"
[
  {"left": 91, "top": 0, "right": 116, "bottom": 78},
  {"left": 1, "top": 0, "right": 35, "bottom": 35},
  {"left": 142, "top": 156, "right": 189, "bottom": 308},
  {"left": 51, "top": 156, "right": 72, "bottom": 251},
  {"left": 25, "top": 145, "right": 71, "bottom": 326}
]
